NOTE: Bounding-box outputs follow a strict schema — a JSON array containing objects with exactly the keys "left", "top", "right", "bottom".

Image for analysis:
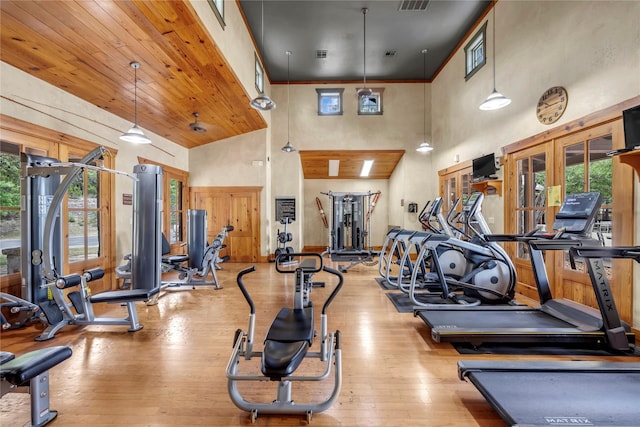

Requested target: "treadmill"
[
  {"left": 457, "top": 246, "right": 640, "bottom": 426},
  {"left": 458, "top": 360, "right": 640, "bottom": 426},
  {"left": 414, "top": 192, "right": 635, "bottom": 351}
]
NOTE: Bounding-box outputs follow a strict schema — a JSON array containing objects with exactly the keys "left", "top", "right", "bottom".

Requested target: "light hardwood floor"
[{"left": 1, "top": 260, "right": 636, "bottom": 426}]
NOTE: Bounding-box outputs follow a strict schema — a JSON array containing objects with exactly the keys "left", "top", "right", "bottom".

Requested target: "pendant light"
[
  {"left": 250, "top": 0, "right": 276, "bottom": 111},
  {"left": 281, "top": 51, "right": 295, "bottom": 153},
  {"left": 356, "top": 8, "right": 372, "bottom": 98},
  {"left": 120, "top": 61, "right": 151, "bottom": 144},
  {"left": 416, "top": 49, "right": 433, "bottom": 153},
  {"left": 479, "top": 4, "right": 511, "bottom": 111}
]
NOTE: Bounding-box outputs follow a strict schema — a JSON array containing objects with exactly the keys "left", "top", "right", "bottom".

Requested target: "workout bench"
[
  {"left": 36, "top": 268, "right": 158, "bottom": 341},
  {"left": 1, "top": 346, "right": 72, "bottom": 426}
]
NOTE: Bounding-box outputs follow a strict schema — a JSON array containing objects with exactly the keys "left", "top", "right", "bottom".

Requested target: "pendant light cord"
[
  {"left": 491, "top": 6, "right": 496, "bottom": 91},
  {"left": 287, "top": 51, "right": 291, "bottom": 141},
  {"left": 423, "top": 50, "right": 426, "bottom": 140},
  {"left": 362, "top": 8, "right": 368, "bottom": 88},
  {"left": 133, "top": 64, "right": 138, "bottom": 125},
  {"left": 260, "top": 0, "right": 264, "bottom": 56}
]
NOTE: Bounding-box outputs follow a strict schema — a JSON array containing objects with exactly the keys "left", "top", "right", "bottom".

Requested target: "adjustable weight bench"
[{"left": 1, "top": 346, "right": 72, "bottom": 426}]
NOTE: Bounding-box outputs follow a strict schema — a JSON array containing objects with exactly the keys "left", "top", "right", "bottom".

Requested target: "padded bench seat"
[
  {"left": 1, "top": 346, "right": 72, "bottom": 427},
  {"left": 262, "top": 307, "right": 314, "bottom": 379},
  {"left": 90, "top": 287, "right": 159, "bottom": 304},
  {"left": 1, "top": 346, "right": 72, "bottom": 386}
]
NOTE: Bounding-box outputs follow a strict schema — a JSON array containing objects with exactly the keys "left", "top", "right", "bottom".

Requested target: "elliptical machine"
[{"left": 402, "top": 193, "right": 517, "bottom": 306}]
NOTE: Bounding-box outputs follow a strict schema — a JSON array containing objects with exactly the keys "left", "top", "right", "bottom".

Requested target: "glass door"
[
  {"left": 506, "top": 144, "right": 552, "bottom": 301},
  {"left": 553, "top": 121, "right": 633, "bottom": 321}
]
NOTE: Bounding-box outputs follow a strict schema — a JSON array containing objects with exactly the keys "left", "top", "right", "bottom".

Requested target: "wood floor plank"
[{"left": 0, "top": 260, "right": 635, "bottom": 426}]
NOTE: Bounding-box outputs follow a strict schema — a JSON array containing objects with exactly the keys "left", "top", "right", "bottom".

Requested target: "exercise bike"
[{"left": 226, "top": 253, "right": 344, "bottom": 424}]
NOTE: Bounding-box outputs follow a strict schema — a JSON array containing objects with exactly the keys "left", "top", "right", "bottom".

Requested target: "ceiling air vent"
[
  {"left": 315, "top": 50, "right": 328, "bottom": 59},
  {"left": 398, "top": 0, "right": 430, "bottom": 12}
]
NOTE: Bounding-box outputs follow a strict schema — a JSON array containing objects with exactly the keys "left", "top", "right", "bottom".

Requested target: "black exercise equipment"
[
  {"left": 322, "top": 191, "right": 380, "bottom": 272},
  {"left": 21, "top": 147, "right": 161, "bottom": 340},
  {"left": 0, "top": 293, "right": 42, "bottom": 330},
  {"left": 458, "top": 360, "right": 640, "bottom": 427},
  {"left": 226, "top": 253, "right": 344, "bottom": 424},
  {"left": 1, "top": 346, "right": 72, "bottom": 427},
  {"left": 380, "top": 193, "right": 517, "bottom": 306},
  {"left": 274, "top": 197, "right": 296, "bottom": 264},
  {"left": 457, "top": 246, "right": 640, "bottom": 426},
  {"left": 415, "top": 192, "right": 636, "bottom": 352}
]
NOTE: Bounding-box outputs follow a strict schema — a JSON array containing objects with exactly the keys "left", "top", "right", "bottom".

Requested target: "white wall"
[
  {"left": 430, "top": 0, "right": 640, "bottom": 325},
  {"left": 268, "top": 82, "right": 435, "bottom": 251}
]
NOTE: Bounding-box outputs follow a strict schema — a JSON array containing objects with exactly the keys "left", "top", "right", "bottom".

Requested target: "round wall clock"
[{"left": 536, "top": 86, "right": 568, "bottom": 125}]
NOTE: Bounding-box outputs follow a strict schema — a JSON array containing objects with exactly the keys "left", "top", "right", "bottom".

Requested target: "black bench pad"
[
  {"left": 261, "top": 307, "right": 314, "bottom": 379},
  {"left": 1, "top": 346, "right": 72, "bottom": 386},
  {"left": 265, "top": 307, "right": 314, "bottom": 343},
  {"left": 90, "top": 287, "right": 159, "bottom": 304},
  {"left": 163, "top": 255, "right": 188, "bottom": 265},
  {"left": 0, "top": 352, "right": 15, "bottom": 364},
  {"left": 261, "top": 340, "right": 309, "bottom": 379}
]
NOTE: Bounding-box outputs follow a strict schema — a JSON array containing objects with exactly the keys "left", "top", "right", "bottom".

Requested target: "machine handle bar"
[
  {"left": 236, "top": 266, "right": 256, "bottom": 314},
  {"left": 321, "top": 266, "right": 344, "bottom": 315}
]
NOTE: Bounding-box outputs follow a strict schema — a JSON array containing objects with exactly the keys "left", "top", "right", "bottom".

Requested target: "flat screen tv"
[
  {"left": 622, "top": 104, "right": 640, "bottom": 150},
  {"left": 472, "top": 153, "right": 497, "bottom": 180}
]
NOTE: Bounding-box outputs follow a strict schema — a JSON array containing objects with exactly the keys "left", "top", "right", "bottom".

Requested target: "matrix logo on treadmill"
[{"left": 544, "top": 417, "right": 593, "bottom": 425}]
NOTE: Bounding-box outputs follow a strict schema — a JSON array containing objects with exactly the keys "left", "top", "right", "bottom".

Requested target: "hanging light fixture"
[
  {"left": 250, "top": 0, "right": 276, "bottom": 111},
  {"left": 417, "top": 49, "right": 433, "bottom": 153},
  {"left": 120, "top": 61, "right": 151, "bottom": 144},
  {"left": 281, "top": 51, "right": 295, "bottom": 153},
  {"left": 479, "top": 4, "right": 511, "bottom": 111},
  {"left": 356, "top": 8, "right": 372, "bottom": 98}
]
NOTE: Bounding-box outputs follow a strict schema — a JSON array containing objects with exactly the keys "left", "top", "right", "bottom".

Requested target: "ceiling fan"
[{"left": 189, "top": 112, "right": 207, "bottom": 133}]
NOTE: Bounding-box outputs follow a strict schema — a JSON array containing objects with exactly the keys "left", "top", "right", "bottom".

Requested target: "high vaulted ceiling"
[
  {"left": 1, "top": 1, "right": 492, "bottom": 179},
  {"left": 0, "top": 0, "right": 266, "bottom": 149},
  {"left": 240, "top": 0, "right": 492, "bottom": 83}
]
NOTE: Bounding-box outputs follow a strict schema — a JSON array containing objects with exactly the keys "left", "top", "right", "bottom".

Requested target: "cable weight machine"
[{"left": 322, "top": 191, "right": 380, "bottom": 272}]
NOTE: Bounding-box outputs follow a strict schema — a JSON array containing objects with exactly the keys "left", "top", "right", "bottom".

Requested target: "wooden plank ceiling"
[
  {"left": 0, "top": 0, "right": 266, "bottom": 149},
  {"left": 1, "top": 1, "right": 406, "bottom": 180},
  {"left": 299, "top": 150, "right": 405, "bottom": 180}
]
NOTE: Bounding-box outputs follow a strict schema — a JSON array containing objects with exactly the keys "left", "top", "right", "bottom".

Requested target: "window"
[
  {"left": 563, "top": 136, "right": 613, "bottom": 276},
  {"left": 255, "top": 54, "right": 264, "bottom": 94},
  {"left": 0, "top": 142, "right": 21, "bottom": 279},
  {"left": 358, "top": 88, "right": 384, "bottom": 115},
  {"left": 515, "top": 153, "right": 547, "bottom": 260},
  {"left": 169, "top": 178, "right": 184, "bottom": 244},
  {"left": 464, "top": 21, "right": 487, "bottom": 81},
  {"left": 316, "top": 88, "right": 344, "bottom": 116},
  {"left": 67, "top": 157, "right": 102, "bottom": 263},
  {"left": 138, "top": 158, "right": 188, "bottom": 253},
  {"left": 207, "top": 0, "right": 225, "bottom": 29}
]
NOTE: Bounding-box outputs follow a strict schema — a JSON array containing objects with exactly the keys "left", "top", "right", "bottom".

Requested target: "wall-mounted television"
[
  {"left": 472, "top": 153, "right": 497, "bottom": 181},
  {"left": 622, "top": 104, "right": 640, "bottom": 150}
]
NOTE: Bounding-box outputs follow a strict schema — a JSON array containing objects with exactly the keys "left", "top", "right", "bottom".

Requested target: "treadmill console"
[{"left": 552, "top": 192, "right": 603, "bottom": 234}]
